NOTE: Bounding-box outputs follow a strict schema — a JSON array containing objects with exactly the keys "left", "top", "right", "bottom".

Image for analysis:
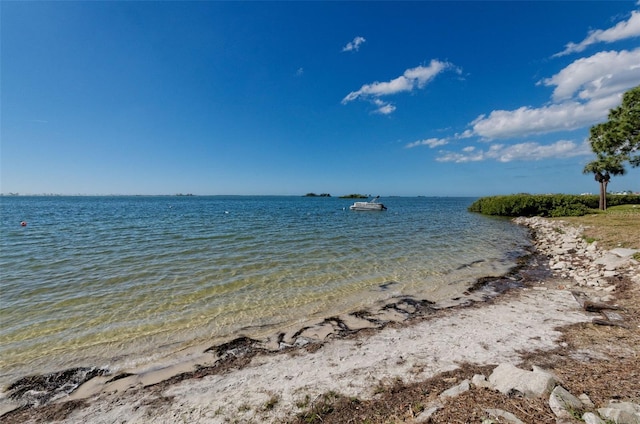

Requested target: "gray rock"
[
  {"left": 582, "top": 412, "right": 605, "bottom": 424},
  {"left": 595, "top": 253, "right": 630, "bottom": 271},
  {"left": 488, "top": 363, "right": 557, "bottom": 398},
  {"left": 610, "top": 248, "right": 639, "bottom": 258},
  {"left": 579, "top": 393, "right": 595, "bottom": 408},
  {"left": 413, "top": 401, "right": 443, "bottom": 423},
  {"left": 549, "top": 385, "right": 583, "bottom": 419},
  {"left": 439, "top": 379, "right": 470, "bottom": 399},
  {"left": 597, "top": 408, "right": 640, "bottom": 424},
  {"left": 598, "top": 401, "right": 640, "bottom": 424},
  {"left": 472, "top": 374, "right": 493, "bottom": 389},
  {"left": 607, "top": 401, "right": 640, "bottom": 414},
  {"left": 484, "top": 408, "right": 525, "bottom": 424}
]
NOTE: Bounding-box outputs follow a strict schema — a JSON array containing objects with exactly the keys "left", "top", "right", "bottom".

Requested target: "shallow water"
[{"left": 0, "top": 196, "right": 529, "bottom": 390}]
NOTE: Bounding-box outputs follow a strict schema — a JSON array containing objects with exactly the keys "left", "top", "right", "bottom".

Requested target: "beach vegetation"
[
  {"left": 296, "top": 391, "right": 342, "bottom": 423},
  {"left": 263, "top": 394, "right": 280, "bottom": 411},
  {"left": 583, "top": 85, "right": 640, "bottom": 210},
  {"left": 238, "top": 403, "right": 252, "bottom": 412},
  {"left": 411, "top": 401, "right": 426, "bottom": 414},
  {"left": 295, "top": 394, "right": 311, "bottom": 409},
  {"left": 468, "top": 194, "right": 640, "bottom": 217}
]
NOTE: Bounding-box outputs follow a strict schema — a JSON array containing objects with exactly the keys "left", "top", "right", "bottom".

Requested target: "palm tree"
[
  {"left": 583, "top": 85, "right": 639, "bottom": 210},
  {"left": 583, "top": 155, "right": 625, "bottom": 210}
]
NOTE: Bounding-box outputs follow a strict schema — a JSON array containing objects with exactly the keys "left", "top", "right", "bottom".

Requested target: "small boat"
[{"left": 349, "top": 196, "right": 387, "bottom": 211}]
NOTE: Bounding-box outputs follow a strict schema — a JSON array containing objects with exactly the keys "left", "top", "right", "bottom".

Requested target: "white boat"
[{"left": 349, "top": 196, "right": 387, "bottom": 211}]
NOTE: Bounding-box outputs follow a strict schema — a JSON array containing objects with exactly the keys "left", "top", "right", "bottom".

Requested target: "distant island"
[
  {"left": 304, "top": 193, "right": 331, "bottom": 197},
  {"left": 339, "top": 194, "right": 369, "bottom": 199}
]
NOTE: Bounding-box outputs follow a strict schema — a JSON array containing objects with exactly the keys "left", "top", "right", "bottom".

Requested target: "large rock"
[
  {"left": 598, "top": 401, "right": 640, "bottom": 424},
  {"left": 595, "top": 253, "right": 632, "bottom": 271},
  {"left": 484, "top": 408, "right": 525, "bottom": 424},
  {"left": 582, "top": 412, "right": 605, "bottom": 424},
  {"left": 488, "top": 363, "right": 557, "bottom": 398},
  {"left": 609, "top": 248, "right": 640, "bottom": 258},
  {"left": 439, "top": 379, "right": 470, "bottom": 399},
  {"left": 413, "top": 401, "right": 443, "bottom": 423},
  {"left": 549, "top": 385, "right": 583, "bottom": 419}
]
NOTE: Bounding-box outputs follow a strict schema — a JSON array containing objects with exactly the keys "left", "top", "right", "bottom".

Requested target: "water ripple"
[{"left": 0, "top": 196, "right": 528, "bottom": 387}]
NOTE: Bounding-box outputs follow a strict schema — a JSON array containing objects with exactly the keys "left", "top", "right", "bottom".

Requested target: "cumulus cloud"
[
  {"left": 470, "top": 94, "right": 623, "bottom": 140},
  {"left": 405, "top": 137, "right": 449, "bottom": 149},
  {"left": 436, "top": 140, "right": 592, "bottom": 163},
  {"left": 342, "top": 36, "right": 366, "bottom": 52},
  {"left": 342, "top": 60, "right": 457, "bottom": 114},
  {"left": 542, "top": 48, "right": 640, "bottom": 102},
  {"left": 554, "top": 10, "right": 640, "bottom": 57},
  {"left": 372, "top": 99, "right": 396, "bottom": 115},
  {"left": 402, "top": 8, "right": 639, "bottom": 164},
  {"left": 470, "top": 48, "right": 640, "bottom": 140}
]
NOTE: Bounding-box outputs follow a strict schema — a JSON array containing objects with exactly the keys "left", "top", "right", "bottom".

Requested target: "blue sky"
[{"left": 2, "top": 1, "right": 639, "bottom": 196}]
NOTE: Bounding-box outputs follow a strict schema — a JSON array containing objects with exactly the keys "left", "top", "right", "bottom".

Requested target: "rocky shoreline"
[
  {"left": 515, "top": 216, "right": 640, "bottom": 298},
  {"left": 2, "top": 216, "right": 639, "bottom": 423},
  {"left": 422, "top": 216, "right": 640, "bottom": 424}
]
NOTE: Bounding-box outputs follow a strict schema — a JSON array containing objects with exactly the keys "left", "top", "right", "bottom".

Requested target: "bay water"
[{"left": 0, "top": 196, "right": 530, "bottom": 392}]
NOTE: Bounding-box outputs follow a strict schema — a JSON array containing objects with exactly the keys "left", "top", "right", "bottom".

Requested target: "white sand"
[{"left": 50, "top": 284, "right": 590, "bottom": 423}]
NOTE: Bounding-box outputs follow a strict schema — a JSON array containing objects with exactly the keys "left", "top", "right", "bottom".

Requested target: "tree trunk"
[{"left": 594, "top": 171, "right": 610, "bottom": 211}]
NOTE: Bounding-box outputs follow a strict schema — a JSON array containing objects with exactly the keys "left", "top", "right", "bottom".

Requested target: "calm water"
[{"left": 0, "top": 196, "right": 529, "bottom": 390}]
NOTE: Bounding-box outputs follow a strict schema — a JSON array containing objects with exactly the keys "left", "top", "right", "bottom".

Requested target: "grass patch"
[
  {"left": 263, "top": 394, "right": 280, "bottom": 411},
  {"left": 554, "top": 205, "right": 640, "bottom": 250},
  {"left": 294, "top": 391, "right": 343, "bottom": 423},
  {"left": 238, "top": 403, "right": 252, "bottom": 412}
]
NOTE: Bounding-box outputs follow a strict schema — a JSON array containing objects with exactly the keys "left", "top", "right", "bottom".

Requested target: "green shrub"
[{"left": 468, "top": 194, "right": 640, "bottom": 217}]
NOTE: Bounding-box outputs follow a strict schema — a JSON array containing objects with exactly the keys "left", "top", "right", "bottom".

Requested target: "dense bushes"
[{"left": 468, "top": 194, "right": 640, "bottom": 217}]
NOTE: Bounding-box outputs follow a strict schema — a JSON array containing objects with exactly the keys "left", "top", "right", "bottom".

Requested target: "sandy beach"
[{"left": 2, "top": 216, "right": 639, "bottom": 424}]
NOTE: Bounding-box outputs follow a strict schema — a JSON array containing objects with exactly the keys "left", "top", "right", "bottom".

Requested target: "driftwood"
[
  {"left": 582, "top": 300, "right": 623, "bottom": 313},
  {"left": 572, "top": 290, "right": 629, "bottom": 328},
  {"left": 571, "top": 291, "right": 590, "bottom": 308},
  {"left": 571, "top": 291, "right": 623, "bottom": 312},
  {"left": 592, "top": 318, "right": 631, "bottom": 329}
]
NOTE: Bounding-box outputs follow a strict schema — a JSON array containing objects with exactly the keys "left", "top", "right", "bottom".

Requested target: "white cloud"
[
  {"left": 471, "top": 48, "right": 640, "bottom": 140},
  {"left": 403, "top": 62, "right": 450, "bottom": 87},
  {"left": 405, "top": 137, "right": 449, "bottom": 149},
  {"left": 369, "top": 99, "right": 396, "bottom": 115},
  {"left": 437, "top": 140, "right": 592, "bottom": 163},
  {"left": 342, "top": 60, "right": 456, "bottom": 113},
  {"left": 471, "top": 94, "right": 623, "bottom": 139},
  {"left": 436, "top": 146, "right": 484, "bottom": 163},
  {"left": 374, "top": 103, "right": 396, "bottom": 115},
  {"left": 542, "top": 48, "right": 640, "bottom": 102},
  {"left": 344, "top": 75, "right": 413, "bottom": 102},
  {"left": 342, "top": 36, "right": 366, "bottom": 52},
  {"left": 407, "top": 128, "right": 477, "bottom": 150},
  {"left": 296, "top": 67, "right": 304, "bottom": 76},
  {"left": 554, "top": 10, "right": 640, "bottom": 57}
]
